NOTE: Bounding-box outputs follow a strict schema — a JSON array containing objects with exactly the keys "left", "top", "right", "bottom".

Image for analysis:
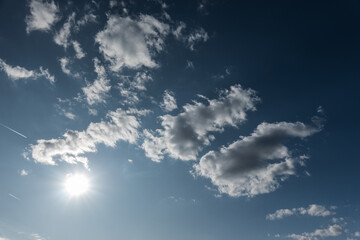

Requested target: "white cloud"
[
  {"left": 172, "top": 22, "right": 209, "bottom": 50},
  {"left": 54, "top": 13, "right": 76, "bottom": 48},
  {"left": 31, "top": 233, "right": 46, "bottom": 240},
  {"left": 355, "top": 232, "right": 360, "bottom": 237},
  {"left": 0, "top": 58, "right": 55, "bottom": 84},
  {"left": 72, "top": 41, "right": 86, "bottom": 59},
  {"left": 25, "top": 0, "right": 60, "bottom": 34},
  {"left": 64, "top": 112, "right": 76, "bottom": 120},
  {"left": 186, "top": 60, "right": 194, "bottom": 69},
  {"left": 59, "top": 57, "right": 71, "bottom": 75},
  {"left": 266, "top": 204, "right": 335, "bottom": 220},
  {"left": 186, "top": 27, "right": 209, "bottom": 51},
  {"left": 82, "top": 58, "right": 111, "bottom": 105},
  {"left": 95, "top": 14, "right": 170, "bottom": 71},
  {"left": 142, "top": 84, "right": 259, "bottom": 162},
  {"left": 29, "top": 108, "right": 143, "bottom": 169},
  {"left": 288, "top": 224, "right": 343, "bottom": 240},
  {"left": 75, "top": 8, "right": 97, "bottom": 31},
  {"left": 193, "top": 121, "right": 321, "bottom": 197},
  {"left": 20, "top": 169, "right": 29, "bottom": 176},
  {"left": 160, "top": 90, "right": 177, "bottom": 112},
  {"left": 173, "top": 21, "right": 186, "bottom": 39}
]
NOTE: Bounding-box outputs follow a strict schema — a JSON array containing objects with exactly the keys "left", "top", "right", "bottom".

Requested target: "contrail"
[
  {"left": 0, "top": 122, "right": 27, "bottom": 138},
  {"left": 8, "top": 193, "right": 21, "bottom": 201}
]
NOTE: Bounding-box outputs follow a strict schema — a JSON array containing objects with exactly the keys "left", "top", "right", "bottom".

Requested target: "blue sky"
[{"left": 0, "top": 0, "right": 359, "bottom": 239}]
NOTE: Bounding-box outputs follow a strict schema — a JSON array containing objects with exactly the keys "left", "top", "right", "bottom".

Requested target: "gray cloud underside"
[
  {"left": 193, "top": 121, "right": 321, "bottom": 197},
  {"left": 142, "top": 84, "right": 259, "bottom": 162}
]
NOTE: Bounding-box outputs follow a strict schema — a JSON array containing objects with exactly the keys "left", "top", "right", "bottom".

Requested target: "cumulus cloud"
[
  {"left": 0, "top": 58, "right": 55, "bottom": 83},
  {"left": 82, "top": 58, "right": 111, "bottom": 105},
  {"left": 142, "top": 84, "right": 259, "bottom": 162},
  {"left": 95, "top": 14, "right": 170, "bottom": 71},
  {"left": 160, "top": 90, "right": 177, "bottom": 112},
  {"left": 266, "top": 204, "right": 335, "bottom": 220},
  {"left": 25, "top": 0, "right": 60, "bottom": 34},
  {"left": 193, "top": 121, "right": 321, "bottom": 197},
  {"left": 29, "top": 108, "right": 144, "bottom": 169},
  {"left": 288, "top": 224, "right": 343, "bottom": 240},
  {"left": 54, "top": 13, "right": 76, "bottom": 48}
]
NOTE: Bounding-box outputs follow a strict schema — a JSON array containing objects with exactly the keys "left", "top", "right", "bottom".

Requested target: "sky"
[{"left": 0, "top": 0, "right": 359, "bottom": 239}]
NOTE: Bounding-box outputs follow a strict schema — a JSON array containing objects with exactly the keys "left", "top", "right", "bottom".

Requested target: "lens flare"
[{"left": 64, "top": 173, "right": 90, "bottom": 197}]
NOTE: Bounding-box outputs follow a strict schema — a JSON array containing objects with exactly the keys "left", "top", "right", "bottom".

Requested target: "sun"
[{"left": 64, "top": 173, "right": 90, "bottom": 197}]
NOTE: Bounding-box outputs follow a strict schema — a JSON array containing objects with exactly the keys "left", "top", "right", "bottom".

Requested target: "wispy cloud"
[{"left": 0, "top": 58, "right": 55, "bottom": 83}]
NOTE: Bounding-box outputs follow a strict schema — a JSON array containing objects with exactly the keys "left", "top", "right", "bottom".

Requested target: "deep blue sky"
[{"left": 0, "top": 1, "right": 359, "bottom": 240}]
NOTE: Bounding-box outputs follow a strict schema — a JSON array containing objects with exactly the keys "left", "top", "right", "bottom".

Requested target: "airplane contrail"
[
  {"left": 0, "top": 122, "right": 27, "bottom": 138},
  {"left": 8, "top": 193, "right": 21, "bottom": 201}
]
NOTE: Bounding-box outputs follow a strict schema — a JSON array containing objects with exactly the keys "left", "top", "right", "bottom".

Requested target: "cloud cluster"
[
  {"left": 193, "top": 121, "right": 320, "bottom": 197},
  {"left": 266, "top": 204, "right": 335, "bottom": 220},
  {"left": 288, "top": 224, "right": 343, "bottom": 240},
  {"left": 82, "top": 58, "right": 111, "bottom": 105},
  {"left": 0, "top": 58, "right": 54, "bottom": 83},
  {"left": 160, "top": 90, "right": 177, "bottom": 112},
  {"left": 25, "top": 0, "right": 60, "bottom": 33},
  {"left": 142, "top": 84, "right": 259, "bottom": 162},
  {"left": 30, "top": 108, "right": 143, "bottom": 169},
  {"left": 95, "top": 14, "right": 170, "bottom": 71}
]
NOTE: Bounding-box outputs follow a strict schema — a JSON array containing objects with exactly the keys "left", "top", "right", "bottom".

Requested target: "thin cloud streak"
[
  {"left": 0, "top": 123, "right": 27, "bottom": 138},
  {"left": 8, "top": 193, "right": 21, "bottom": 201}
]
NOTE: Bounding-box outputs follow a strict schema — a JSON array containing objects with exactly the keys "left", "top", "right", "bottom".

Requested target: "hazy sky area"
[{"left": 0, "top": 0, "right": 359, "bottom": 240}]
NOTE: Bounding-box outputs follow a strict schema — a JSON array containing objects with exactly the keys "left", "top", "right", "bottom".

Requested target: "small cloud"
[
  {"left": 317, "top": 105, "right": 324, "bottom": 114},
  {"left": 72, "top": 41, "right": 86, "bottom": 59},
  {"left": 20, "top": 169, "right": 29, "bottom": 176},
  {"left": 266, "top": 204, "right": 335, "bottom": 220},
  {"left": 0, "top": 58, "right": 55, "bottom": 84},
  {"left": 160, "top": 90, "right": 177, "bottom": 112},
  {"left": 186, "top": 60, "right": 194, "bottom": 69},
  {"left": 25, "top": 0, "right": 60, "bottom": 34},
  {"left": 128, "top": 159, "right": 133, "bottom": 163}
]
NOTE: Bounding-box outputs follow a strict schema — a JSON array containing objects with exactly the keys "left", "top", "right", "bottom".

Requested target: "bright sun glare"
[{"left": 65, "top": 173, "right": 90, "bottom": 197}]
